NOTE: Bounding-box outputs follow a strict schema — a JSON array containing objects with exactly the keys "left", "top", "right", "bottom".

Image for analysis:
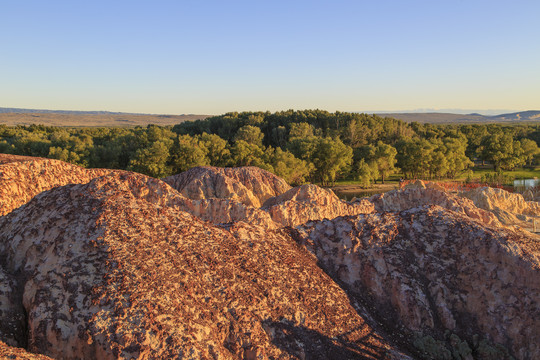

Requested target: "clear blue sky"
[{"left": 1, "top": 0, "right": 539, "bottom": 115}]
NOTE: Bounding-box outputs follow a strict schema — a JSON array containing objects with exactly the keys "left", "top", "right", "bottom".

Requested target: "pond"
[
  {"left": 513, "top": 178, "right": 540, "bottom": 191},
  {"left": 333, "top": 190, "right": 382, "bottom": 201}
]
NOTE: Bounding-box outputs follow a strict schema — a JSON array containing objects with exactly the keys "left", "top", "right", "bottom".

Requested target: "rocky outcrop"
[
  {"left": 295, "top": 206, "right": 540, "bottom": 359},
  {"left": 263, "top": 184, "right": 374, "bottom": 227},
  {"left": 162, "top": 166, "right": 291, "bottom": 207},
  {"left": 370, "top": 186, "right": 501, "bottom": 227},
  {"left": 0, "top": 341, "right": 53, "bottom": 360},
  {"left": 0, "top": 154, "right": 117, "bottom": 216},
  {"left": 0, "top": 171, "right": 405, "bottom": 359},
  {"left": 461, "top": 187, "right": 540, "bottom": 231},
  {"left": 179, "top": 198, "right": 279, "bottom": 229}
]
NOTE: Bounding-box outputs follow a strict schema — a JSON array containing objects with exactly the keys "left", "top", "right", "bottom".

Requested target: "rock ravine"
[{"left": 1, "top": 154, "right": 539, "bottom": 359}]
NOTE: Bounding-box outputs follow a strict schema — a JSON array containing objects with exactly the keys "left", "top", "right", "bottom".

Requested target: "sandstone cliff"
[
  {"left": 162, "top": 166, "right": 291, "bottom": 207},
  {"left": 0, "top": 171, "right": 405, "bottom": 359}
]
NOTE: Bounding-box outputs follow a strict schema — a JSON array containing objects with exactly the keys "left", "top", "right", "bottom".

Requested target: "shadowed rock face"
[
  {"left": 162, "top": 166, "right": 291, "bottom": 207},
  {"left": 0, "top": 268, "right": 25, "bottom": 347},
  {"left": 0, "top": 154, "right": 117, "bottom": 216},
  {"left": 295, "top": 206, "right": 540, "bottom": 359},
  {"left": 0, "top": 172, "right": 404, "bottom": 360}
]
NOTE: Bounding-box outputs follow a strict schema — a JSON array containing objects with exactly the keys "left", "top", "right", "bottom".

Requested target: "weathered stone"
[
  {"left": 0, "top": 154, "right": 117, "bottom": 216},
  {"left": 295, "top": 206, "right": 540, "bottom": 359},
  {"left": 0, "top": 340, "right": 53, "bottom": 360},
  {"left": 263, "top": 184, "right": 374, "bottom": 227},
  {"left": 0, "top": 171, "right": 404, "bottom": 359},
  {"left": 370, "top": 186, "right": 501, "bottom": 227},
  {"left": 0, "top": 267, "right": 25, "bottom": 347},
  {"left": 461, "top": 186, "right": 540, "bottom": 232},
  {"left": 163, "top": 166, "right": 291, "bottom": 207}
]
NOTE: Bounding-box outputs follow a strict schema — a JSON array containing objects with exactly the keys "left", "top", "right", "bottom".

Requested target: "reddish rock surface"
[
  {"left": 461, "top": 186, "right": 540, "bottom": 231},
  {"left": 2, "top": 154, "right": 540, "bottom": 360},
  {"left": 0, "top": 171, "right": 405, "bottom": 359},
  {"left": 370, "top": 186, "right": 502, "bottom": 227},
  {"left": 295, "top": 206, "right": 540, "bottom": 359},
  {"left": 162, "top": 166, "right": 291, "bottom": 207},
  {"left": 0, "top": 154, "right": 116, "bottom": 216},
  {"left": 0, "top": 341, "right": 53, "bottom": 360},
  {"left": 263, "top": 184, "right": 374, "bottom": 227}
]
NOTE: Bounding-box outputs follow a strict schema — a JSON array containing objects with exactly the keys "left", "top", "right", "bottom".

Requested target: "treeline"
[{"left": 1, "top": 110, "right": 540, "bottom": 186}]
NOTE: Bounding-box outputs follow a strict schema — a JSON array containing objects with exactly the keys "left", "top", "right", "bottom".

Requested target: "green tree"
[
  {"left": 354, "top": 159, "right": 379, "bottom": 188},
  {"left": 520, "top": 138, "right": 540, "bottom": 166},
  {"left": 198, "top": 133, "right": 230, "bottom": 166},
  {"left": 269, "top": 147, "right": 314, "bottom": 185},
  {"left": 311, "top": 137, "right": 353, "bottom": 186},
  {"left": 233, "top": 125, "right": 264, "bottom": 147},
  {"left": 372, "top": 141, "right": 398, "bottom": 184},
  {"left": 128, "top": 140, "right": 172, "bottom": 177},
  {"left": 169, "top": 135, "right": 209, "bottom": 174}
]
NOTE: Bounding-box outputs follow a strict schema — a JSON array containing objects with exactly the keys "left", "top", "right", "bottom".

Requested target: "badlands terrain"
[{"left": 0, "top": 154, "right": 539, "bottom": 359}]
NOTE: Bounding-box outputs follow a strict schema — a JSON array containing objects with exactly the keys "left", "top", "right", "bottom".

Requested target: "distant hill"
[
  {"left": 377, "top": 110, "right": 540, "bottom": 124},
  {"left": 0, "top": 107, "right": 211, "bottom": 127}
]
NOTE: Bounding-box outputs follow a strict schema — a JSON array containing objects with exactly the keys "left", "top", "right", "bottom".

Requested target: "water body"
[
  {"left": 514, "top": 178, "right": 540, "bottom": 191},
  {"left": 334, "top": 190, "right": 381, "bottom": 201}
]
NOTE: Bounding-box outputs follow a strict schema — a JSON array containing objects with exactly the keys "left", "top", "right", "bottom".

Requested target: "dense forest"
[{"left": 1, "top": 110, "right": 540, "bottom": 186}]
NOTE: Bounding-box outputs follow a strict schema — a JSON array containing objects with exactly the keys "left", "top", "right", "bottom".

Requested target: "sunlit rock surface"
[
  {"left": 0, "top": 340, "right": 53, "bottom": 360},
  {"left": 371, "top": 186, "right": 502, "bottom": 227},
  {"left": 0, "top": 171, "right": 405, "bottom": 359},
  {"left": 2, "top": 154, "right": 540, "bottom": 359},
  {"left": 263, "top": 184, "right": 374, "bottom": 227},
  {"left": 0, "top": 154, "right": 117, "bottom": 216},
  {"left": 462, "top": 186, "right": 540, "bottom": 231},
  {"left": 163, "top": 166, "right": 291, "bottom": 207}
]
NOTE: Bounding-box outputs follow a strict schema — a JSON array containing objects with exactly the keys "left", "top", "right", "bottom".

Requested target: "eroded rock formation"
[
  {"left": 370, "top": 186, "right": 502, "bottom": 227},
  {"left": 0, "top": 340, "right": 53, "bottom": 360},
  {"left": 0, "top": 154, "right": 116, "bottom": 216},
  {"left": 263, "top": 184, "right": 374, "bottom": 227},
  {"left": 294, "top": 206, "right": 540, "bottom": 359},
  {"left": 0, "top": 171, "right": 404, "bottom": 359},
  {"left": 163, "top": 166, "right": 291, "bottom": 207},
  {"left": 461, "top": 186, "right": 540, "bottom": 231},
  {"left": 2, "top": 154, "right": 539, "bottom": 359}
]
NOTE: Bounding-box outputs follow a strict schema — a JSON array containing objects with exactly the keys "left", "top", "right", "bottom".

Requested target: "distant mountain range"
[
  {"left": 375, "top": 110, "right": 540, "bottom": 124},
  {"left": 0, "top": 107, "right": 201, "bottom": 116},
  {"left": 1, "top": 107, "right": 539, "bottom": 126},
  {"left": 0, "top": 107, "right": 210, "bottom": 127}
]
